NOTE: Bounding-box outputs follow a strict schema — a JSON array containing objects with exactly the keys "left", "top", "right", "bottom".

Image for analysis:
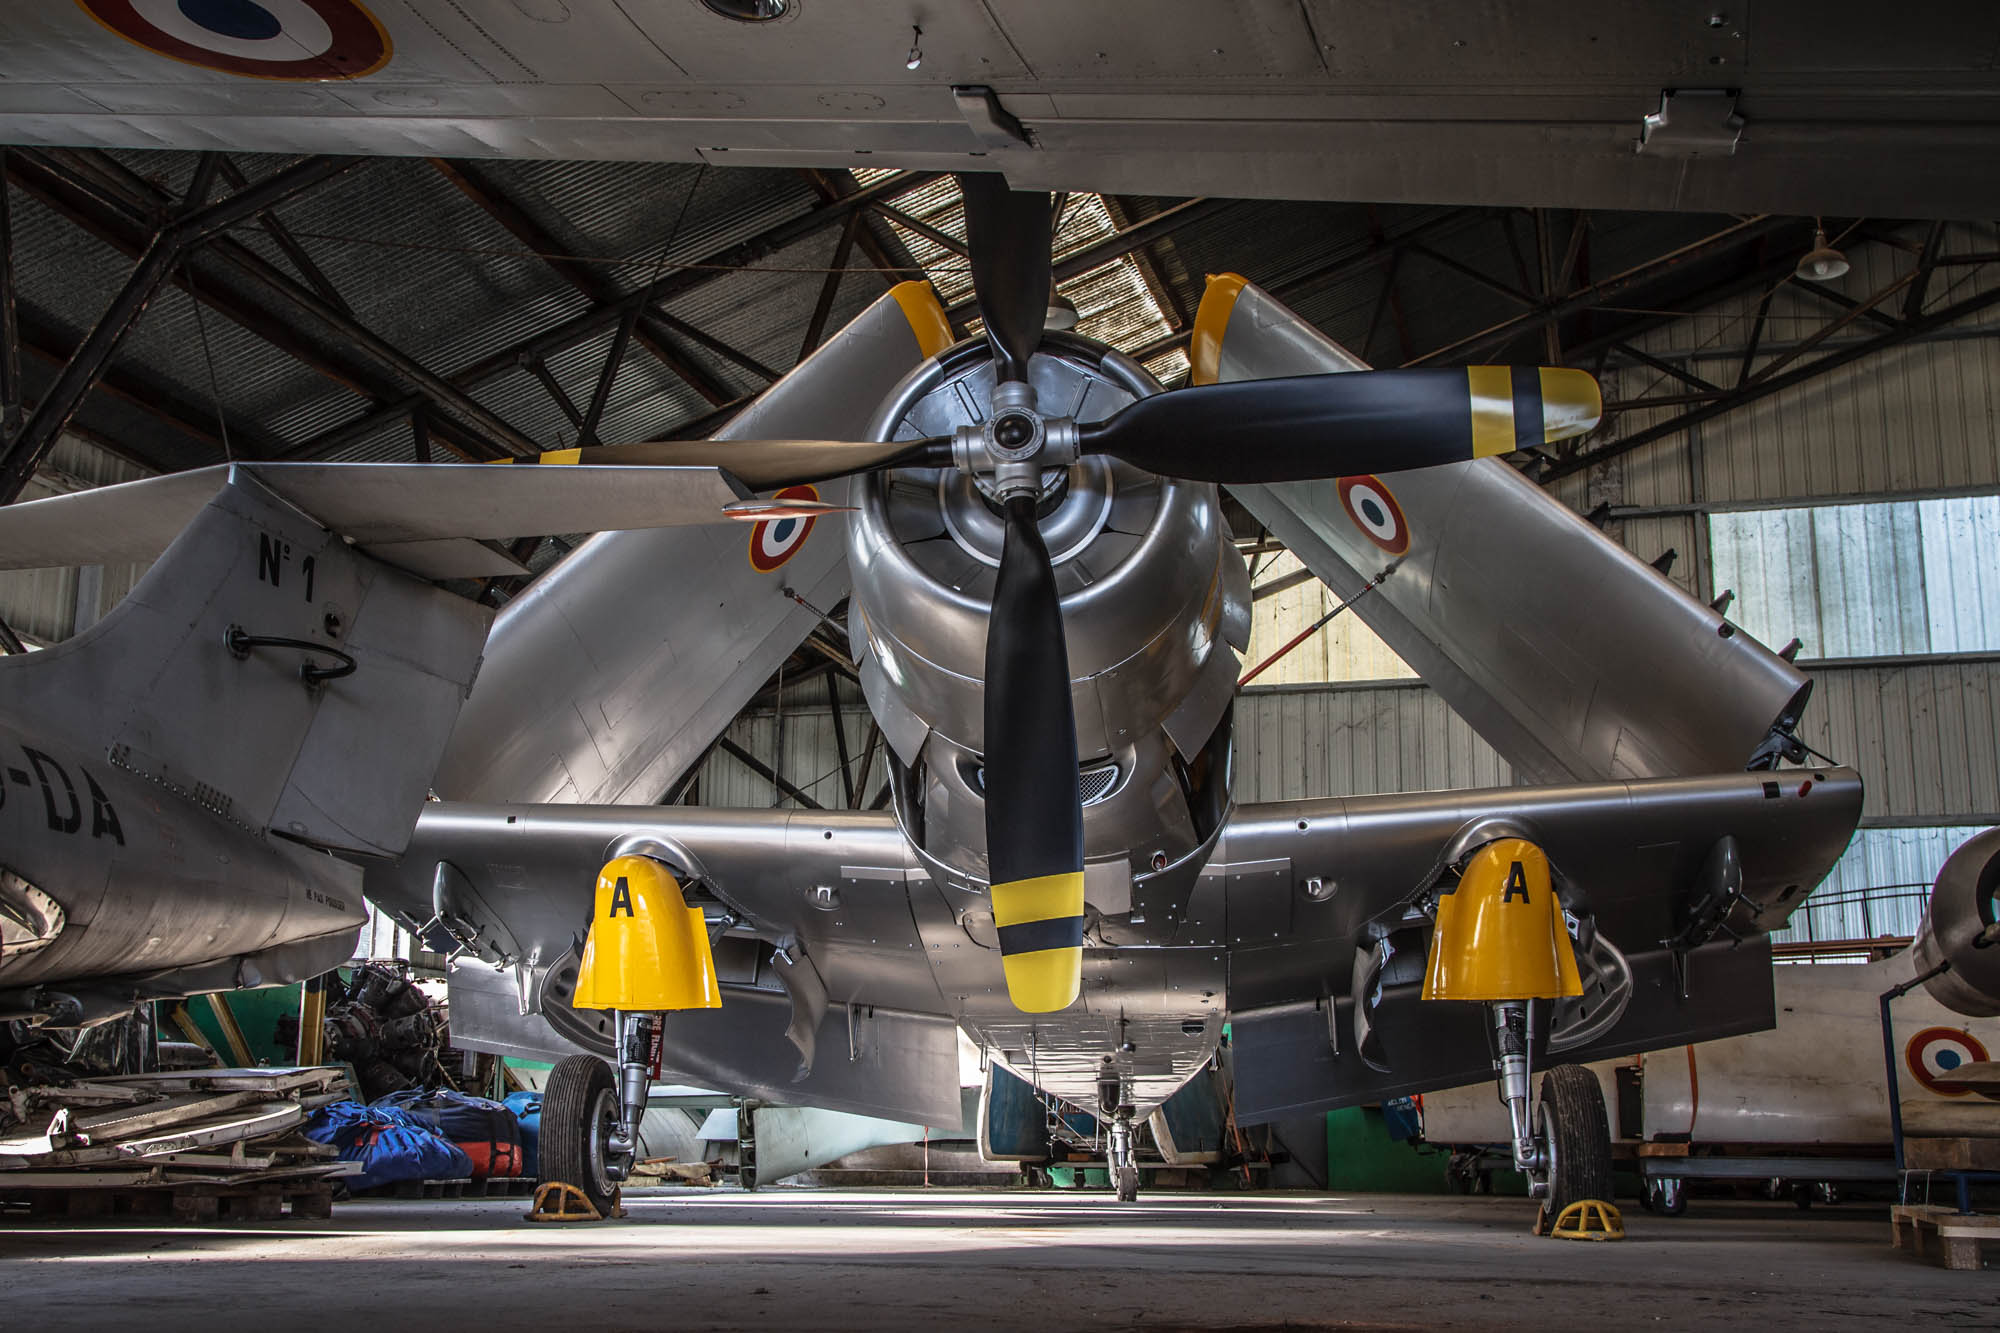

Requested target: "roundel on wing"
[
  {"left": 748, "top": 484, "right": 822, "bottom": 573},
  {"left": 1337, "top": 475, "right": 1410, "bottom": 556},
  {"left": 77, "top": 0, "right": 392, "bottom": 80},
  {"left": 1906, "top": 1026, "right": 1990, "bottom": 1096}
]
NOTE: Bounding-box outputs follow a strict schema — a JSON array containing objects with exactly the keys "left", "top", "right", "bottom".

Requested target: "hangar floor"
[{"left": 2, "top": 1189, "right": 1989, "bottom": 1330}]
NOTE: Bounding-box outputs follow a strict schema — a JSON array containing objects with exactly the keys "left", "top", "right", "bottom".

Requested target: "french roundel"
[
  {"left": 1337, "top": 475, "right": 1410, "bottom": 557},
  {"left": 78, "top": 0, "right": 392, "bottom": 81},
  {"left": 748, "top": 485, "right": 822, "bottom": 573},
  {"left": 1906, "top": 1026, "right": 1989, "bottom": 1095}
]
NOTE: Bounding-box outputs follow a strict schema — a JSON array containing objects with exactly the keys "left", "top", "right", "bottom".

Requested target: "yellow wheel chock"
[
  {"left": 1539, "top": 1198, "right": 1625, "bottom": 1241},
  {"left": 525, "top": 1181, "right": 622, "bottom": 1223}
]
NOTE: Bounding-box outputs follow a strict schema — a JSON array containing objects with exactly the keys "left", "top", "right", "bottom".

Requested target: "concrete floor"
[{"left": 2, "top": 1188, "right": 1993, "bottom": 1331}]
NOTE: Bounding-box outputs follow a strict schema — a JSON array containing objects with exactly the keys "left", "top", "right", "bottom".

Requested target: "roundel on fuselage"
[
  {"left": 77, "top": 0, "right": 392, "bottom": 80},
  {"left": 748, "top": 484, "right": 821, "bottom": 572},
  {"left": 1907, "top": 1026, "right": 1990, "bottom": 1096},
  {"left": 1337, "top": 475, "right": 1410, "bottom": 557}
]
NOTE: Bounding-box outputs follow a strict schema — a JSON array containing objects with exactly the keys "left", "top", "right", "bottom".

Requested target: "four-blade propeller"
[{"left": 509, "top": 174, "right": 1602, "bottom": 1011}]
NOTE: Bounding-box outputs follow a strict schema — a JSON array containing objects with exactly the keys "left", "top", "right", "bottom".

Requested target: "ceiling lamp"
[
  {"left": 1795, "top": 225, "right": 1849, "bottom": 282},
  {"left": 701, "top": 0, "right": 789, "bottom": 21},
  {"left": 1046, "top": 292, "right": 1080, "bottom": 331}
]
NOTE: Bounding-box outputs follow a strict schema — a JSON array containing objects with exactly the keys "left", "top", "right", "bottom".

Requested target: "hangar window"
[{"left": 1708, "top": 493, "right": 2000, "bottom": 660}]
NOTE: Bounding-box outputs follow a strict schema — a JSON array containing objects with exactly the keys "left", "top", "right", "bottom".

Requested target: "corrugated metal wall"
[
  {"left": 0, "top": 433, "right": 154, "bottom": 644},
  {"left": 1241, "top": 550, "right": 1414, "bottom": 685},
  {"left": 699, "top": 657, "right": 1997, "bottom": 825},
  {"left": 1710, "top": 495, "right": 2000, "bottom": 659},
  {"left": 1801, "top": 656, "right": 2000, "bottom": 826}
]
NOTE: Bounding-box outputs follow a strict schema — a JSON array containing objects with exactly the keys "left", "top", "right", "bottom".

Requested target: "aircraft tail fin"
[{"left": 0, "top": 470, "right": 490, "bottom": 858}]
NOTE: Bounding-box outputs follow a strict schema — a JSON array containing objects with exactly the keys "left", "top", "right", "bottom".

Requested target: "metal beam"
[
  {"left": 294, "top": 168, "right": 943, "bottom": 459},
  {"left": 825, "top": 671, "right": 855, "bottom": 808},
  {"left": 644, "top": 308, "right": 776, "bottom": 384},
  {"left": 1791, "top": 276, "right": 1901, "bottom": 333},
  {"left": 430, "top": 157, "right": 735, "bottom": 407},
  {"left": 1408, "top": 240, "right": 1537, "bottom": 307},
  {"left": 526, "top": 358, "right": 583, "bottom": 428},
  {"left": 943, "top": 197, "right": 1232, "bottom": 322},
  {"left": 1903, "top": 220, "right": 1947, "bottom": 322},
  {"left": 578, "top": 304, "right": 639, "bottom": 447},
  {"left": 1612, "top": 340, "right": 1717, "bottom": 394},
  {"left": 1123, "top": 207, "right": 1485, "bottom": 365},
  {"left": 44, "top": 148, "right": 539, "bottom": 458},
  {"left": 875, "top": 200, "right": 967, "bottom": 258},
  {"left": 1409, "top": 215, "right": 1801, "bottom": 367},
  {"left": 1544, "top": 278, "right": 2000, "bottom": 483},
  {"left": 9, "top": 149, "right": 519, "bottom": 463},
  {"left": 799, "top": 213, "right": 859, "bottom": 361},
  {"left": 718, "top": 736, "right": 823, "bottom": 811},
  {"left": 0, "top": 154, "right": 357, "bottom": 501},
  {"left": 17, "top": 309, "right": 277, "bottom": 464},
  {"left": 216, "top": 155, "right": 351, "bottom": 315}
]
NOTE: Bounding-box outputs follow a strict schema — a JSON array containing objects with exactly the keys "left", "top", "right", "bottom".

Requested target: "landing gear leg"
[
  {"left": 605, "top": 1010, "right": 659, "bottom": 1185},
  {"left": 1490, "top": 1001, "right": 1547, "bottom": 1194},
  {"left": 1100, "top": 1070, "right": 1139, "bottom": 1203}
]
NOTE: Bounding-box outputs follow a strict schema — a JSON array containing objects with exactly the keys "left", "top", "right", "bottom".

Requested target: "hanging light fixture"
[
  {"left": 905, "top": 25, "right": 924, "bottom": 70},
  {"left": 1795, "top": 221, "right": 1850, "bottom": 282}
]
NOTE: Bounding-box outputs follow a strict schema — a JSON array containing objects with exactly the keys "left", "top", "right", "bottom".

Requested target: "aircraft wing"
[
  {"left": 1203, "top": 276, "right": 1814, "bottom": 785},
  {"left": 430, "top": 282, "right": 955, "bottom": 806},
  {"left": 0, "top": 462, "right": 750, "bottom": 580},
  {"left": 0, "top": 6, "right": 1994, "bottom": 218},
  {"left": 1206, "top": 764, "right": 1865, "bottom": 1122},
  {"left": 364, "top": 802, "right": 965, "bottom": 1128}
]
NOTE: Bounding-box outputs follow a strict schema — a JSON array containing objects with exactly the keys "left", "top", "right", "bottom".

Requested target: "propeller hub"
[
  {"left": 985, "top": 378, "right": 1045, "bottom": 464},
  {"left": 991, "top": 409, "right": 1041, "bottom": 458}
]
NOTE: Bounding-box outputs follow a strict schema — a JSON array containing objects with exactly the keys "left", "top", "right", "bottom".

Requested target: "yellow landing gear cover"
[
  {"left": 572, "top": 855, "right": 721, "bottom": 1012},
  {"left": 1421, "top": 838, "right": 1584, "bottom": 1002}
]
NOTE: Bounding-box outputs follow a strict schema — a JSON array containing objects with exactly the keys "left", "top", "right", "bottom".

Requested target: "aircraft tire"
[
  {"left": 1115, "top": 1164, "right": 1140, "bottom": 1203},
  {"left": 1536, "top": 1063, "right": 1613, "bottom": 1227},
  {"left": 541, "top": 1053, "right": 620, "bottom": 1218}
]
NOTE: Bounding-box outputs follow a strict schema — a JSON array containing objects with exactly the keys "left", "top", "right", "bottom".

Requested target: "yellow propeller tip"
[
  {"left": 1538, "top": 367, "right": 1603, "bottom": 443},
  {"left": 1001, "top": 949, "right": 1083, "bottom": 1012}
]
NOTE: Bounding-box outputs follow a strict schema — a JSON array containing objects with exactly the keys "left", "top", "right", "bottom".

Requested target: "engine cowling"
[
  {"left": 847, "top": 335, "right": 1251, "bottom": 902},
  {"left": 1914, "top": 826, "right": 2000, "bottom": 1016}
]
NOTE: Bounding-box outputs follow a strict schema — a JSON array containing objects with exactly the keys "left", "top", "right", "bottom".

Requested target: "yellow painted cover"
[
  {"left": 572, "top": 855, "right": 722, "bottom": 1011},
  {"left": 1422, "top": 838, "right": 1583, "bottom": 1002}
]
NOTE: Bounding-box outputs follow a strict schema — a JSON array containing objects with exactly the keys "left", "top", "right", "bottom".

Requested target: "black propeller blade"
[
  {"left": 1079, "top": 366, "right": 1602, "bottom": 483},
  {"left": 958, "top": 174, "right": 1055, "bottom": 384},
  {"left": 981, "top": 493, "right": 1087, "bottom": 1013}
]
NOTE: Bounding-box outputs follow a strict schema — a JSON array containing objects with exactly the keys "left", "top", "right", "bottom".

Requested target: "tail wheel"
[
  {"left": 1114, "top": 1164, "right": 1140, "bottom": 1203},
  {"left": 541, "top": 1054, "right": 620, "bottom": 1218},
  {"left": 1536, "top": 1064, "right": 1613, "bottom": 1228}
]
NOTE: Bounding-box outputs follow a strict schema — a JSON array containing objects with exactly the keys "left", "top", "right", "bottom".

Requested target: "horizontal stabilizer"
[{"left": 0, "top": 462, "right": 752, "bottom": 578}]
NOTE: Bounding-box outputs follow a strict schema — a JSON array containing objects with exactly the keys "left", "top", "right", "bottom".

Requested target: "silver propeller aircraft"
[{"left": 1, "top": 178, "right": 1865, "bottom": 1220}]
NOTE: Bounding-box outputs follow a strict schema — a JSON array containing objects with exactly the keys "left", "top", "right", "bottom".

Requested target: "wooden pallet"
[
  {"left": 1904, "top": 1138, "right": 2000, "bottom": 1172},
  {"left": 1, "top": 1178, "right": 336, "bottom": 1223},
  {"left": 1891, "top": 1205, "right": 2000, "bottom": 1271}
]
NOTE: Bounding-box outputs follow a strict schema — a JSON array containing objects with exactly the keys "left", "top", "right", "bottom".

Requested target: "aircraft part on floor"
[
  {"left": 1197, "top": 275, "right": 1815, "bottom": 788},
  {"left": 571, "top": 856, "right": 721, "bottom": 1013},
  {"left": 1913, "top": 826, "right": 2000, "bottom": 1017}
]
